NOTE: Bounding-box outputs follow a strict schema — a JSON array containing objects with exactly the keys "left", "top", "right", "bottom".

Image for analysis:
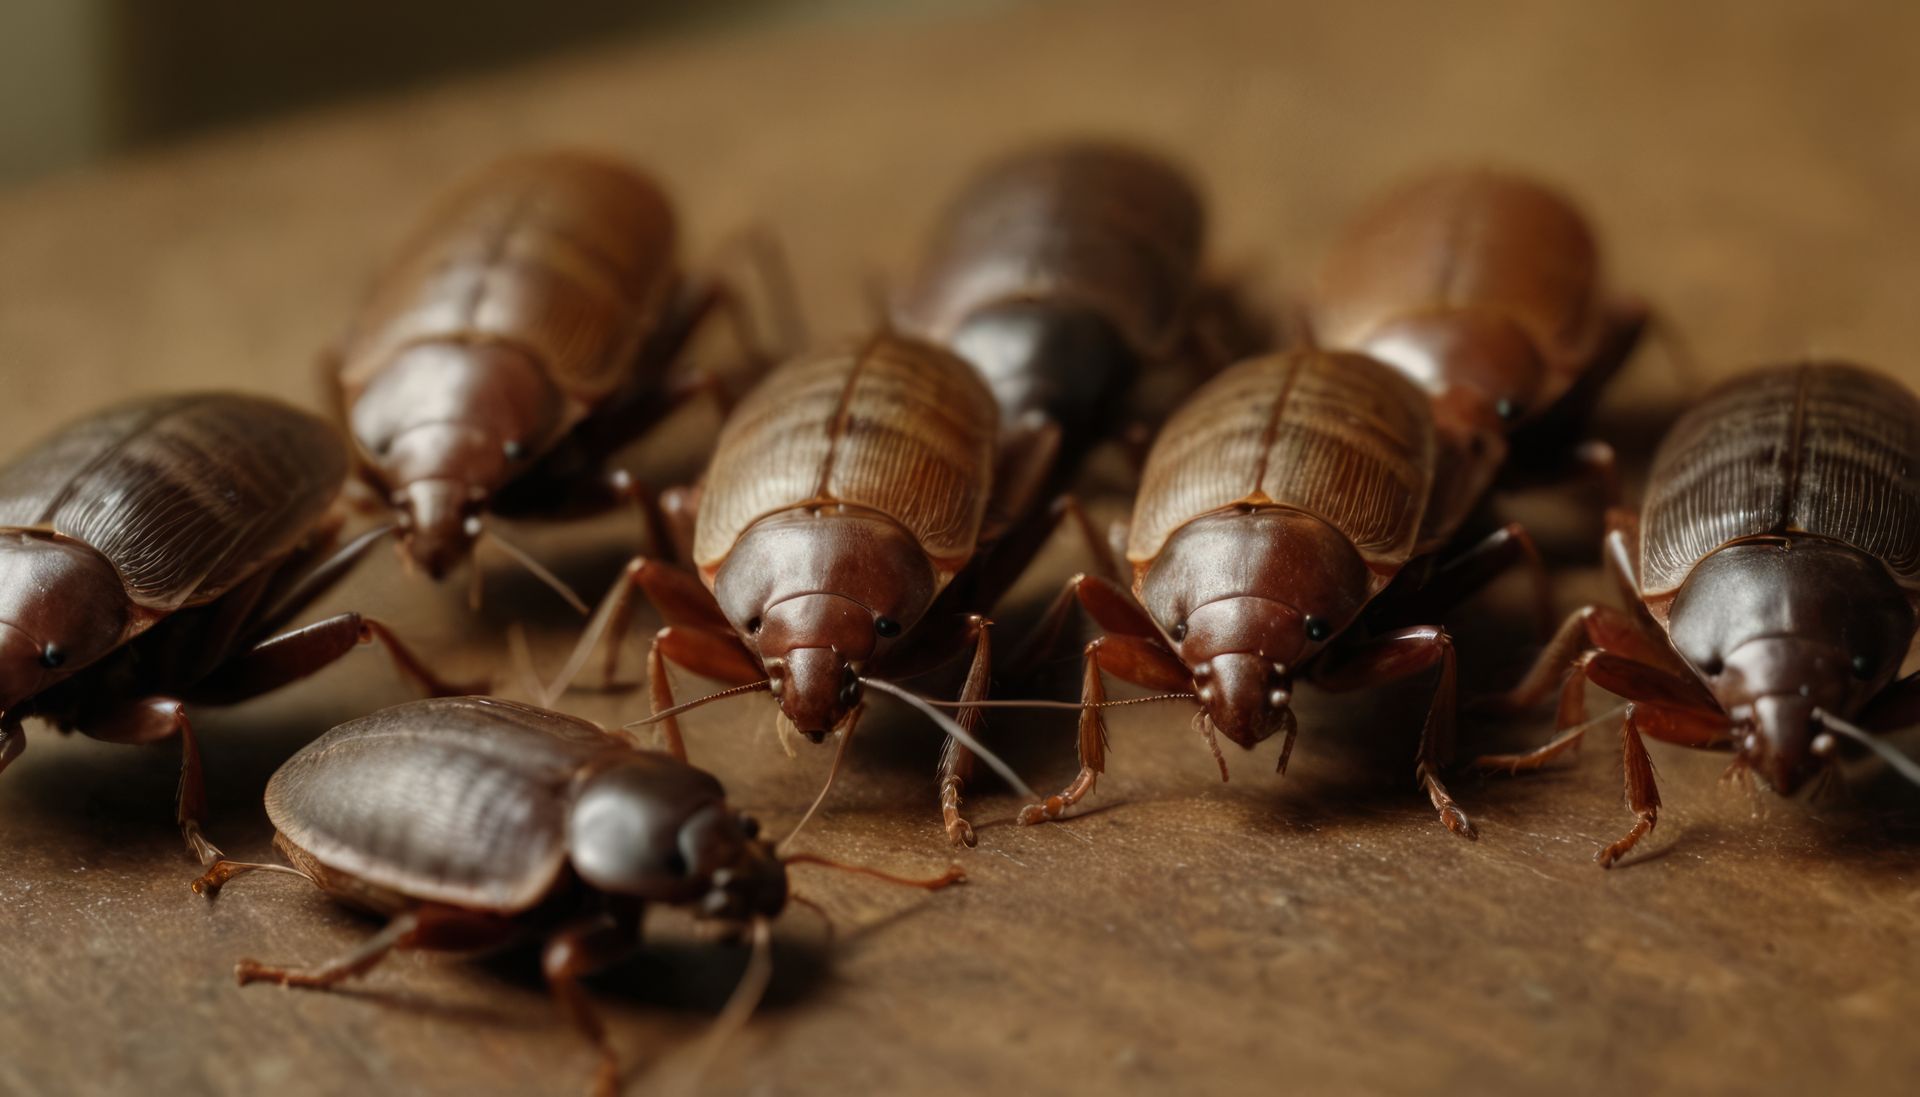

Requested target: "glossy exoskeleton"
[
  {"left": 192, "top": 696, "right": 960, "bottom": 1096},
  {"left": 0, "top": 393, "right": 457, "bottom": 861},
  {"left": 332, "top": 151, "right": 786, "bottom": 591},
  {"left": 1479, "top": 362, "right": 1920, "bottom": 865}
]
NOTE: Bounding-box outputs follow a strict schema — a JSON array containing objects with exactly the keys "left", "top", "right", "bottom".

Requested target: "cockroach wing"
[
  {"left": 1126, "top": 350, "right": 1434, "bottom": 573},
  {"left": 893, "top": 142, "right": 1204, "bottom": 355},
  {"left": 692, "top": 336, "right": 998, "bottom": 581},
  {"left": 336, "top": 152, "right": 679, "bottom": 407},
  {"left": 0, "top": 393, "right": 346, "bottom": 611},
  {"left": 1640, "top": 362, "right": 1920, "bottom": 596},
  {"left": 1313, "top": 170, "right": 1601, "bottom": 359},
  {"left": 266, "top": 698, "right": 651, "bottom": 913}
]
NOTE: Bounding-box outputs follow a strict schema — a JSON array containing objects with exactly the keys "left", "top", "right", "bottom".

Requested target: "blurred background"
[{"left": 0, "top": 0, "right": 995, "bottom": 182}]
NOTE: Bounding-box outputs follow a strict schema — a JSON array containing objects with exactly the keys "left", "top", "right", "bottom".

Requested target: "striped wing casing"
[
  {"left": 0, "top": 393, "right": 346, "bottom": 611},
  {"left": 893, "top": 142, "right": 1204, "bottom": 354},
  {"left": 692, "top": 336, "right": 999, "bottom": 578},
  {"left": 266, "top": 698, "right": 636, "bottom": 913},
  {"left": 1126, "top": 350, "right": 1435, "bottom": 570},
  {"left": 1640, "top": 362, "right": 1920, "bottom": 596},
  {"left": 337, "top": 152, "right": 679, "bottom": 407},
  {"left": 1313, "top": 170, "right": 1601, "bottom": 358}
]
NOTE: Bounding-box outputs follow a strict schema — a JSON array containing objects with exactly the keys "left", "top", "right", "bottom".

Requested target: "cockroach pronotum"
[
  {"left": 551, "top": 142, "right": 1249, "bottom": 845},
  {"left": 331, "top": 150, "right": 795, "bottom": 606},
  {"left": 1311, "top": 168, "right": 1648, "bottom": 531},
  {"left": 192, "top": 696, "right": 962, "bottom": 1097},
  {"left": 0, "top": 393, "right": 460, "bottom": 861},
  {"left": 1477, "top": 362, "right": 1920, "bottom": 866}
]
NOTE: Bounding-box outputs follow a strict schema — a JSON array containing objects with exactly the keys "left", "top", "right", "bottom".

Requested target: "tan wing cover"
[
  {"left": 692, "top": 336, "right": 998, "bottom": 577},
  {"left": 0, "top": 393, "right": 346, "bottom": 611},
  {"left": 337, "top": 152, "right": 678, "bottom": 406},
  {"left": 893, "top": 142, "right": 1204, "bottom": 354},
  {"left": 1640, "top": 362, "right": 1920, "bottom": 595},
  {"left": 1126, "top": 351, "right": 1434, "bottom": 569},
  {"left": 267, "top": 698, "right": 625, "bottom": 913},
  {"left": 1314, "top": 170, "right": 1600, "bottom": 357}
]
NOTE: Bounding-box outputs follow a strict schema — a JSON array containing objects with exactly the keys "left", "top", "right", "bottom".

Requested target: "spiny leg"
[
  {"left": 1478, "top": 645, "right": 1719, "bottom": 773},
  {"left": 192, "top": 858, "right": 313, "bottom": 897},
  {"left": 80, "top": 698, "right": 219, "bottom": 862},
  {"left": 937, "top": 615, "right": 991, "bottom": 847},
  {"left": 543, "top": 911, "right": 643, "bottom": 1097},
  {"left": 187, "top": 612, "right": 479, "bottom": 706},
  {"left": 647, "top": 624, "right": 762, "bottom": 760},
  {"left": 1018, "top": 632, "right": 1189, "bottom": 826},
  {"left": 1597, "top": 700, "right": 1731, "bottom": 868},
  {"left": 236, "top": 910, "right": 420, "bottom": 989},
  {"left": 1476, "top": 603, "right": 1695, "bottom": 719},
  {"left": 1313, "top": 626, "right": 1476, "bottom": 838},
  {"left": 551, "top": 555, "right": 733, "bottom": 699},
  {"left": 1008, "top": 571, "right": 1161, "bottom": 684},
  {"left": 1380, "top": 521, "right": 1555, "bottom": 640}
]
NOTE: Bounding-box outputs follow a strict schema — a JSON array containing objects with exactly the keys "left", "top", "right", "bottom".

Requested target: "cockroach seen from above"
[
  {"left": 1478, "top": 361, "right": 1920, "bottom": 866},
  {"left": 0, "top": 393, "right": 460, "bottom": 860},
  {"left": 192, "top": 696, "right": 962, "bottom": 1097},
  {"left": 551, "top": 141, "right": 1251, "bottom": 844},
  {"left": 330, "top": 150, "right": 795, "bottom": 606}
]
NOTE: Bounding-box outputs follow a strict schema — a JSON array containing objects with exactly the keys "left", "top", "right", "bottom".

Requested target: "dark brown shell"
[
  {"left": 1640, "top": 362, "right": 1920, "bottom": 596},
  {"left": 1126, "top": 350, "right": 1435, "bottom": 572},
  {"left": 892, "top": 142, "right": 1204, "bottom": 354},
  {"left": 0, "top": 393, "right": 346, "bottom": 611},
  {"left": 1313, "top": 170, "right": 1602, "bottom": 360},
  {"left": 336, "top": 152, "right": 679, "bottom": 412},
  {"left": 264, "top": 697, "right": 658, "bottom": 914},
  {"left": 692, "top": 335, "right": 998, "bottom": 580}
]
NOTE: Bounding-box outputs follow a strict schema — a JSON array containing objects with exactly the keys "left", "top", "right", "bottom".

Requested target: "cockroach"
[
  {"left": 191, "top": 696, "right": 962, "bottom": 1097},
  {"left": 1477, "top": 362, "right": 1920, "bottom": 866},
  {"left": 0, "top": 393, "right": 460, "bottom": 861},
  {"left": 553, "top": 142, "right": 1248, "bottom": 845},
  {"left": 1311, "top": 168, "right": 1647, "bottom": 532},
  {"left": 331, "top": 150, "right": 794, "bottom": 604}
]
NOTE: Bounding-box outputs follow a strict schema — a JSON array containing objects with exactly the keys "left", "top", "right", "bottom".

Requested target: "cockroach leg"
[
  {"left": 542, "top": 912, "right": 643, "bottom": 1097},
  {"left": 1314, "top": 625, "right": 1476, "bottom": 838},
  {"left": 553, "top": 556, "right": 732, "bottom": 698},
  {"left": 76, "top": 697, "right": 220, "bottom": 861},
  {"left": 1384, "top": 522, "right": 1555, "bottom": 640},
  {"left": 1008, "top": 572, "right": 1160, "bottom": 683},
  {"left": 247, "top": 522, "right": 392, "bottom": 639},
  {"left": 646, "top": 626, "right": 764, "bottom": 760},
  {"left": 938, "top": 616, "right": 992, "bottom": 847},
  {"left": 1599, "top": 706, "right": 1662, "bottom": 868},
  {"left": 1019, "top": 633, "right": 1186, "bottom": 826},
  {"left": 0, "top": 719, "right": 22, "bottom": 773},
  {"left": 187, "top": 613, "right": 477, "bottom": 706},
  {"left": 236, "top": 910, "right": 422, "bottom": 990},
  {"left": 1475, "top": 604, "right": 1689, "bottom": 718},
  {"left": 192, "top": 858, "right": 312, "bottom": 898}
]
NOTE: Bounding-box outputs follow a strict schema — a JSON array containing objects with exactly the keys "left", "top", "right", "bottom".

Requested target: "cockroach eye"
[
  {"left": 874, "top": 616, "right": 901, "bottom": 638},
  {"left": 39, "top": 643, "right": 64, "bottom": 669},
  {"left": 1851, "top": 654, "right": 1874, "bottom": 680},
  {"left": 1170, "top": 622, "right": 1188, "bottom": 642},
  {"left": 1495, "top": 397, "right": 1520, "bottom": 422},
  {"left": 739, "top": 814, "right": 760, "bottom": 839},
  {"left": 1304, "top": 616, "right": 1332, "bottom": 643},
  {"left": 746, "top": 616, "right": 762, "bottom": 635},
  {"left": 502, "top": 439, "right": 527, "bottom": 461},
  {"left": 665, "top": 850, "right": 689, "bottom": 876}
]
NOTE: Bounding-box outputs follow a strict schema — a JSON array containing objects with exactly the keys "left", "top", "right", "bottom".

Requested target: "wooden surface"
[{"left": 4, "top": 2, "right": 1920, "bottom": 1094}]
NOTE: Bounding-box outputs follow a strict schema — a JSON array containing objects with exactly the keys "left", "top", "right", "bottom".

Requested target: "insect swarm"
[
  {"left": 191, "top": 696, "right": 962, "bottom": 1097},
  {"left": 0, "top": 393, "right": 459, "bottom": 861},
  {"left": 1477, "top": 361, "right": 1920, "bottom": 865},
  {"left": 331, "top": 150, "right": 792, "bottom": 606}
]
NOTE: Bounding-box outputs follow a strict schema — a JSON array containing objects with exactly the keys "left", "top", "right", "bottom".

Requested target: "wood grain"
[{"left": 2, "top": 2, "right": 1918, "bottom": 1096}]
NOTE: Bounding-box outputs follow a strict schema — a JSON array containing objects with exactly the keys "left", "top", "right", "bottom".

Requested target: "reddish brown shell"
[
  {"left": 1312, "top": 169, "right": 1602, "bottom": 360},
  {"left": 892, "top": 141, "right": 1204, "bottom": 355},
  {"left": 336, "top": 152, "right": 679, "bottom": 413},
  {"left": 1639, "top": 362, "right": 1920, "bottom": 596},
  {"left": 1126, "top": 350, "right": 1435, "bottom": 571},
  {"left": 692, "top": 336, "right": 998, "bottom": 580},
  {"left": 0, "top": 393, "right": 346, "bottom": 611},
  {"left": 265, "top": 697, "right": 643, "bottom": 914}
]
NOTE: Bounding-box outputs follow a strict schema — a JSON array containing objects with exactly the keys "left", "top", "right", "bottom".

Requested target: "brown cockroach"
[
  {"left": 1311, "top": 168, "right": 1647, "bottom": 535},
  {"left": 332, "top": 150, "right": 793, "bottom": 603},
  {"left": 192, "top": 696, "right": 962, "bottom": 1097},
  {"left": 0, "top": 393, "right": 461, "bottom": 861},
  {"left": 1477, "top": 362, "right": 1920, "bottom": 866},
  {"left": 551, "top": 142, "right": 1246, "bottom": 845}
]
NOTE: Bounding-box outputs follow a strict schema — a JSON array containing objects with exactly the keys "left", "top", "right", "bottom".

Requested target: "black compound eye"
[
  {"left": 1304, "top": 616, "right": 1332, "bottom": 643},
  {"left": 39, "top": 643, "right": 64, "bottom": 669},
  {"left": 1170, "top": 622, "right": 1188, "bottom": 642},
  {"left": 1495, "top": 398, "right": 1521, "bottom": 422},
  {"left": 739, "top": 814, "right": 760, "bottom": 839},
  {"left": 502, "top": 439, "right": 527, "bottom": 461},
  {"left": 1851, "top": 654, "right": 1874, "bottom": 680},
  {"left": 746, "top": 616, "right": 762, "bottom": 635},
  {"left": 664, "top": 849, "right": 689, "bottom": 876},
  {"left": 874, "top": 616, "right": 901, "bottom": 639}
]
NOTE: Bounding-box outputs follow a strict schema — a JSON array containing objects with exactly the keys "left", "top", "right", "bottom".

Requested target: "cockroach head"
[
  {"left": 568, "top": 759, "right": 787, "bottom": 918},
  {"left": 0, "top": 534, "right": 130, "bottom": 712},
  {"left": 1361, "top": 309, "right": 1546, "bottom": 434}
]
